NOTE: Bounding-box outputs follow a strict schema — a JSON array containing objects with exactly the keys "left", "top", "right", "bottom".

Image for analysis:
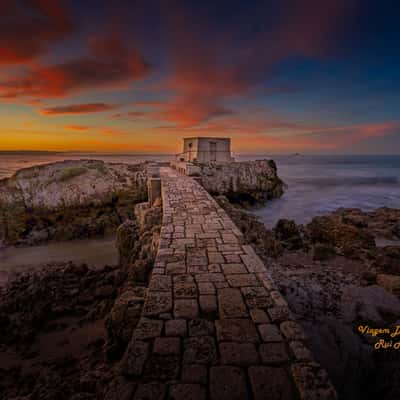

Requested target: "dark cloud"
[
  {"left": 0, "top": 31, "right": 151, "bottom": 100},
  {"left": 40, "top": 103, "right": 119, "bottom": 115},
  {"left": 0, "top": 0, "right": 74, "bottom": 65}
]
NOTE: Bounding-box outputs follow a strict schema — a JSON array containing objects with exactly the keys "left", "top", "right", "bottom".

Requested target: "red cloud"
[
  {"left": 0, "top": 31, "right": 151, "bottom": 100},
  {"left": 112, "top": 111, "right": 148, "bottom": 119},
  {"left": 40, "top": 103, "right": 119, "bottom": 115},
  {"left": 149, "top": 96, "right": 234, "bottom": 128},
  {"left": 0, "top": 0, "right": 74, "bottom": 65},
  {"left": 150, "top": 0, "right": 357, "bottom": 129}
]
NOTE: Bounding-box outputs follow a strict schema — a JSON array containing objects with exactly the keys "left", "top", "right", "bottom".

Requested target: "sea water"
[
  {"left": 245, "top": 154, "right": 400, "bottom": 227},
  {"left": 1, "top": 152, "right": 399, "bottom": 228}
]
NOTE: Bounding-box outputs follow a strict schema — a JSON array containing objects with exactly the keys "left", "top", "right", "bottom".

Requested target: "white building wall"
[{"left": 182, "top": 138, "right": 232, "bottom": 163}]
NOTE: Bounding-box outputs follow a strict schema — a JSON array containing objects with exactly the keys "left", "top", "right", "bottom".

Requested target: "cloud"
[
  {"left": 0, "top": 0, "right": 74, "bottom": 65},
  {"left": 147, "top": 0, "right": 358, "bottom": 128},
  {"left": 112, "top": 111, "right": 148, "bottom": 119},
  {"left": 65, "top": 125, "right": 90, "bottom": 131},
  {"left": 100, "top": 127, "right": 128, "bottom": 137},
  {"left": 149, "top": 96, "right": 234, "bottom": 128},
  {"left": 40, "top": 103, "right": 119, "bottom": 115},
  {"left": 0, "top": 31, "right": 151, "bottom": 100}
]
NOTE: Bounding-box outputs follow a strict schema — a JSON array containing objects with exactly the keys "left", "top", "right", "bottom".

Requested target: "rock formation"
[
  {"left": 197, "top": 160, "right": 285, "bottom": 206},
  {"left": 0, "top": 198, "right": 161, "bottom": 399},
  {"left": 0, "top": 160, "right": 148, "bottom": 246}
]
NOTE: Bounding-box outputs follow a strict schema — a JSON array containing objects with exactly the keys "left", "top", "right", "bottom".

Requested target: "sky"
[{"left": 0, "top": 0, "right": 399, "bottom": 154}]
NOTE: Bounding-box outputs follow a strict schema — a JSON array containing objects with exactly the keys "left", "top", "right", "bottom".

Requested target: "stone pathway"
[{"left": 125, "top": 167, "right": 337, "bottom": 400}]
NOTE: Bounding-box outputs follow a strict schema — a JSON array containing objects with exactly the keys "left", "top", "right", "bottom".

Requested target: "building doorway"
[{"left": 210, "top": 142, "right": 217, "bottom": 162}]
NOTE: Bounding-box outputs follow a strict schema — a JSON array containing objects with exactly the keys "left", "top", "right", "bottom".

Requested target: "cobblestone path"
[{"left": 126, "top": 167, "right": 336, "bottom": 400}]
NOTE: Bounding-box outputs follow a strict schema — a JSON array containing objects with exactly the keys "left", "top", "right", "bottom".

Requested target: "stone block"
[
  {"left": 221, "top": 263, "right": 248, "bottom": 274},
  {"left": 120, "top": 340, "right": 149, "bottom": 376},
  {"left": 248, "top": 366, "right": 294, "bottom": 400},
  {"left": 133, "top": 384, "right": 166, "bottom": 400},
  {"left": 199, "top": 295, "right": 218, "bottom": 314},
  {"left": 198, "top": 282, "right": 215, "bottom": 294},
  {"left": 143, "top": 291, "right": 172, "bottom": 316},
  {"left": 280, "top": 321, "right": 307, "bottom": 341},
  {"left": 241, "top": 287, "right": 273, "bottom": 309},
  {"left": 267, "top": 306, "right": 292, "bottom": 322},
  {"left": 133, "top": 318, "right": 163, "bottom": 339},
  {"left": 174, "top": 299, "right": 199, "bottom": 319},
  {"left": 226, "top": 274, "right": 259, "bottom": 287},
  {"left": 218, "top": 288, "right": 248, "bottom": 319},
  {"left": 259, "top": 343, "right": 289, "bottom": 364},
  {"left": 174, "top": 282, "right": 198, "bottom": 299},
  {"left": 250, "top": 308, "right": 270, "bottom": 324},
  {"left": 219, "top": 342, "right": 259, "bottom": 366},
  {"left": 165, "top": 319, "right": 187, "bottom": 336},
  {"left": 153, "top": 337, "right": 181, "bottom": 355},
  {"left": 181, "top": 364, "right": 208, "bottom": 384},
  {"left": 215, "top": 319, "right": 260, "bottom": 343},
  {"left": 169, "top": 384, "right": 206, "bottom": 400},
  {"left": 183, "top": 336, "right": 218, "bottom": 365},
  {"left": 143, "top": 355, "right": 180, "bottom": 381},
  {"left": 188, "top": 318, "right": 215, "bottom": 336},
  {"left": 258, "top": 324, "right": 283, "bottom": 342},
  {"left": 210, "top": 366, "right": 248, "bottom": 400}
]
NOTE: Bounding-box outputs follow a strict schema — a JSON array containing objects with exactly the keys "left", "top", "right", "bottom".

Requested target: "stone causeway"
[{"left": 126, "top": 167, "right": 337, "bottom": 400}]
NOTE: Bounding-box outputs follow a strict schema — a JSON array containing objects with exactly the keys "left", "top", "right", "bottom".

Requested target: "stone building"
[{"left": 179, "top": 137, "right": 234, "bottom": 163}]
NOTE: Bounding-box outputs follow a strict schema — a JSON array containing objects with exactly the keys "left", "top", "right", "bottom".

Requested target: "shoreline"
[{"left": 1, "top": 159, "right": 399, "bottom": 399}]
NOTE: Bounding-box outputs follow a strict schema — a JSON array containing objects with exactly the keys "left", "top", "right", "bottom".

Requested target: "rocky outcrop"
[
  {"left": 328, "top": 207, "right": 400, "bottom": 240},
  {"left": 198, "top": 160, "right": 285, "bottom": 206},
  {"left": 106, "top": 201, "right": 161, "bottom": 360},
  {"left": 216, "top": 198, "right": 400, "bottom": 399},
  {"left": 305, "top": 215, "right": 376, "bottom": 259},
  {"left": 0, "top": 160, "right": 148, "bottom": 245},
  {"left": 0, "top": 199, "right": 162, "bottom": 399}
]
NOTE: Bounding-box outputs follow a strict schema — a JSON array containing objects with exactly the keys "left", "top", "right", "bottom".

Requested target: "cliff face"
[
  {"left": 197, "top": 160, "right": 285, "bottom": 206},
  {"left": 0, "top": 160, "right": 148, "bottom": 246}
]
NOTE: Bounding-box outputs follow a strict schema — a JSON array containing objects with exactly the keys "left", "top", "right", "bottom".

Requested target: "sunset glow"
[{"left": 0, "top": 0, "right": 399, "bottom": 154}]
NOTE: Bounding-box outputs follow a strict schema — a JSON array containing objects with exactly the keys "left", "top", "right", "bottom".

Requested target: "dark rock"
[
  {"left": 305, "top": 216, "right": 376, "bottom": 259},
  {"left": 312, "top": 243, "right": 336, "bottom": 261},
  {"left": 274, "top": 219, "right": 304, "bottom": 250}
]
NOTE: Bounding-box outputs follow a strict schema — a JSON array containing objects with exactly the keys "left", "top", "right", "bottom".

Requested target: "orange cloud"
[
  {"left": 40, "top": 103, "right": 119, "bottom": 115},
  {"left": 100, "top": 127, "right": 128, "bottom": 137},
  {"left": 65, "top": 125, "right": 90, "bottom": 131}
]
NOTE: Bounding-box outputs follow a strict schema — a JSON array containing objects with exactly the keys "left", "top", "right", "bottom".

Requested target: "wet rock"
[
  {"left": 274, "top": 219, "right": 304, "bottom": 250},
  {"left": 312, "top": 243, "right": 336, "bottom": 261},
  {"left": 305, "top": 215, "right": 376, "bottom": 259},
  {"left": 105, "top": 288, "right": 145, "bottom": 359},
  {"left": 373, "top": 246, "right": 400, "bottom": 275},
  {"left": 376, "top": 274, "right": 400, "bottom": 296},
  {"left": 116, "top": 220, "right": 139, "bottom": 269},
  {"left": 341, "top": 285, "right": 400, "bottom": 324}
]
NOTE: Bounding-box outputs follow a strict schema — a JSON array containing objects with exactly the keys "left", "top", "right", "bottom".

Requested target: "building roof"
[{"left": 183, "top": 137, "right": 231, "bottom": 141}]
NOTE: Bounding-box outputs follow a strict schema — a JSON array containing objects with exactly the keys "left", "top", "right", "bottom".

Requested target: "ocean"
[{"left": 1, "top": 152, "right": 399, "bottom": 228}]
